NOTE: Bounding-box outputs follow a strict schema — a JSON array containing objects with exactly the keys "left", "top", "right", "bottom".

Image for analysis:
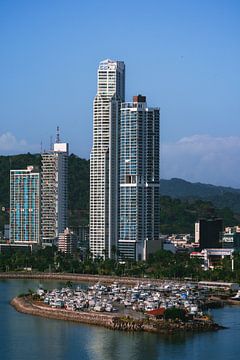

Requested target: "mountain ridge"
[
  {"left": 0, "top": 154, "right": 239, "bottom": 234},
  {"left": 160, "top": 178, "right": 240, "bottom": 213}
]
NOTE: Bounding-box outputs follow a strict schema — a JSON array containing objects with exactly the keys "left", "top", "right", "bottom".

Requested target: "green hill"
[
  {"left": 0, "top": 153, "right": 90, "bottom": 231},
  {"left": 160, "top": 178, "right": 240, "bottom": 213},
  {"left": 0, "top": 154, "right": 239, "bottom": 235}
]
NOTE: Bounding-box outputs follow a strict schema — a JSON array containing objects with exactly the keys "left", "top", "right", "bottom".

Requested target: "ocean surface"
[{"left": 0, "top": 279, "right": 240, "bottom": 360}]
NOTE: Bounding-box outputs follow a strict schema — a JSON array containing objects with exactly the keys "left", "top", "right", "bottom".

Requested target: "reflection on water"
[
  {"left": 1, "top": 280, "right": 240, "bottom": 360},
  {"left": 87, "top": 330, "right": 161, "bottom": 360}
]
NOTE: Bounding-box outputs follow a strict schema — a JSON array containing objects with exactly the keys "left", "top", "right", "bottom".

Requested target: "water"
[{"left": 0, "top": 279, "right": 240, "bottom": 360}]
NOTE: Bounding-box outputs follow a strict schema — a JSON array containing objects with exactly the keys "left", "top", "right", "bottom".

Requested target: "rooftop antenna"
[
  {"left": 56, "top": 126, "right": 60, "bottom": 143},
  {"left": 40, "top": 140, "right": 43, "bottom": 154},
  {"left": 50, "top": 136, "right": 53, "bottom": 151}
]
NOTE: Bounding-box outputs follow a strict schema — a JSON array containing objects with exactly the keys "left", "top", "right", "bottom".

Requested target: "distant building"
[
  {"left": 4, "top": 224, "right": 10, "bottom": 241},
  {"left": 0, "top": 243, "right": 33, "bottom": 255},
  {"left": 118, "top": 95, "right": 160, "bottom": 261},
  {"left": 41, "top": 130, "right": 69, "bottom": 246},
  {"left": 70, "top": 225, "right": 89, "bottom": 249},
  {"left": 163, "top": 240, "right": 177, "bottom": 254},
  {"left": 195, "top": 222, "right": 200, "bottom": 243},
  {"left": 196, "top": 218, "right": 223, "bottom": 249},
  {"left": 58, "top": 228, "right": 77, "bottom": 255},
  {"left": 221, "top": 226, "right": 240, "bottom": 250},
  {"left": 10, "top": 166, "right": 40, "bottom": 244},
  {"left": 191, "top": 248, "right": 235, "bottom": 271}
]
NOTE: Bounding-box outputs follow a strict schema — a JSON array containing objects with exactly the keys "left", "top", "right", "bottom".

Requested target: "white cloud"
[
  {"left": 161, "top": 135, "right": 240, "bottom": 188},
  {"left": 0, "top": 132, "right": 38, "bottom": 154}
]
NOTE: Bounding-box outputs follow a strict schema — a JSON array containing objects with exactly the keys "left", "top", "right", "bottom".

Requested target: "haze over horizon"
[{"left": 0, "top": 0, "right": 239, "bottom": 188}]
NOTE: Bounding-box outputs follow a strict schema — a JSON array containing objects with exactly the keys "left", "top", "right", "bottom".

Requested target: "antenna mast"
[
  {"left": 56, "top": 126, "right": 60, "bottom": 143},
  {"left": 50, "top": 136, "right": 53, "bottom": 151}
]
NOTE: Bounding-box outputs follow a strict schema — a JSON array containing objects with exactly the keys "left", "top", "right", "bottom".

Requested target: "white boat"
[
  {"left": 105, "top": 304, "right": 113, "bottom": 312},
  {"left": 94, "top": 304, "right": 105, "bottom": 312},
  {"left": 231, "top": 290, "right": 240, "bottom": 301}
]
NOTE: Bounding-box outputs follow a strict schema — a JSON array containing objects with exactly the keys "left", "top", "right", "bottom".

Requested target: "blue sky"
[{"left": 0, "top": 0, "right": 240, "bottom": 186}]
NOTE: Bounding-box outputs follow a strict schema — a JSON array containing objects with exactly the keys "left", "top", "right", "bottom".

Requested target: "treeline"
[
  {"left": 0, "top": 153, "right": 239, "bottom": 234},
  {"left": 160, "top": 196, "right": 237, "bottom": 234},
  {"left": 1, "top": 247, "right": 240, "bottom": 283}
]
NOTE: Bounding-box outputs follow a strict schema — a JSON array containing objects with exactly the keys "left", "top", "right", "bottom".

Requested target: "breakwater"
[
  {"left": 0, "top": 272, "right": 157, "bottom": 285},
  {"left": 11, "top": 296, "right": 222, "bottom": 334}
]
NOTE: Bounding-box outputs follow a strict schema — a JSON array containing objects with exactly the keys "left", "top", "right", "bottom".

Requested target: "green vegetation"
[
  {"left": 164, "top": 307, "right": 186, "bottom": 321},
  {"left": 0, "top": 153, "right": 89, "bottom": 231},
  {"left": 1, "top": 247, "right": 240, "bottom": 283},
  {"left": 160, "top": 196, "right": 237, "bottom": 234},
  {"left": 0, "top": 153, "right": 239, "bottom": 236},
  {"left": 161, "top": 178, "right": 240, "bottom": 213}
]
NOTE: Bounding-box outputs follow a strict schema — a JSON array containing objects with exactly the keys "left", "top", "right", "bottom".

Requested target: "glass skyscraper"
[
  {"left": 10, "top": 166, "right": 40, "bottom": 244},
  {"left": 119, "top": 95, "right": 160, "bottom": 261},
  {"left": 90, "top": 59, "right": 125, "bottom": 259}
]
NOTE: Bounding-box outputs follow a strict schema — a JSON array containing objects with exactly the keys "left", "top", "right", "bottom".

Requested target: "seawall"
[
  {"left": 11, "top": 296, "right": 222, "bottom": 333},
  {"left": 0, "top": 272, "right": 174, "bottom": 285}
]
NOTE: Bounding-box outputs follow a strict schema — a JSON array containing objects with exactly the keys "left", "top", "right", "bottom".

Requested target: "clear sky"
[{"left": 0, "top": 0, "right": 240, "bottom": 186}]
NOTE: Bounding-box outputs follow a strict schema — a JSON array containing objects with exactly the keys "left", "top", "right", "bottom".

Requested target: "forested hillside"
[
  {"left": 161, "top": 178, "right": 240, "bottom": 213},
  {"left": 0, "top": 154, "right": 239, "bottom": 234},
  {"left": 0, "top": 153, "right": 90, "bottom": 230}
]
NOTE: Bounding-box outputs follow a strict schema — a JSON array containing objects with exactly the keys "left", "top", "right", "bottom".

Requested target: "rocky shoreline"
[{"left": 11, "top": 296, "right": 223, "bottom": 334}]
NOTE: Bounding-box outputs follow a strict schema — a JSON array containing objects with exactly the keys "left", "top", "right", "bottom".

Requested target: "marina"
[
  {"left": 11, "top": 278, "right": 235, "bottom": 334},
  {"left": 39, "top": 280, "right": 213, "bottom": 317},
  {"left": 2, "top": 279, "right": 240, "bottom": 360}
]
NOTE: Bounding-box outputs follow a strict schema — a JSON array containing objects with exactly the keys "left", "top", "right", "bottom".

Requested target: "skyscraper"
[
  {"left": 119, "top": 95, "right": 160, "bottom": 261},
  {"left": 10, "top": 166, "right": 40, "bottom": 244},
  {"left": 90, "top": 59, "right": 125, "bottom": 258},
  {"left": 41, "top": 131, "right": 69, "bottom": 246}
]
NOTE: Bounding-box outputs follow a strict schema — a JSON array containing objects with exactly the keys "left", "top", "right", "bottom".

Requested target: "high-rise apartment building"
[
  {"left": 41, "top": 134, "right": 69, "bottom": 246},
  {"left": 119, "top": 95, "right": 160, "bottom": 261},
  {"left": 10, "top": 166, "right": 40, "bottom": 244},
  {"left": 90, "top": 59, "right": 125, "bottom": 258},
  {"left": 58, "top": 227, "right": 77, "bottom": 255}
]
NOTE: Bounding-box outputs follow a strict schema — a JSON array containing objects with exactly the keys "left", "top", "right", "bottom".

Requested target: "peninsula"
[{"left": 11, "top": 279, "right": 224, "bottom": 334}]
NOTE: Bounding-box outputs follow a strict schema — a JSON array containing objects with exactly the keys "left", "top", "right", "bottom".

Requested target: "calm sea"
[{"left": 0, "top": 279, "right": 240, "bottom": 360}]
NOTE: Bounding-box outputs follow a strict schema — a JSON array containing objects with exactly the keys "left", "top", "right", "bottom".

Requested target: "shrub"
[{"left": 164, "top": 307, "right": 186, "bottom": 321}]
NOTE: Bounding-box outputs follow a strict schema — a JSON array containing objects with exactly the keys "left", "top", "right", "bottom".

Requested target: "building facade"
[
  {"left": 58, "top": 227, "right": 77, "bottom": 255},
  {"left": 10, "top": 166, "right": 40, "bottom": 244},
  {"left": 196, "top": 218, "right": 223, "bottom": 249},
  {"left": 90, "top": 59, "right": 125, "bottom": 258},
  {"left": 221, "top": 226, "right": 240, "bottom": 250},
  {"left": 41, "top": 141, "right": 69, "bottom": 246},
  {"left": 118, "top": 95, "right": 160, "bottom": 260}
]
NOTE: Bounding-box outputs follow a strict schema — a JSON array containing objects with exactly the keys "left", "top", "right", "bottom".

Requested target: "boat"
[{"left": 231, "top": 290, "right": 240, "bottom": 301}]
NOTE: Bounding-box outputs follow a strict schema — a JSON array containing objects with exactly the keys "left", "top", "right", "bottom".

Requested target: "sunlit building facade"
[
  {"left": 10, "top": 166, "right": 40, "bottom": 244},
  {"left": 90, "top": 59, "right": 125, "bottom": 258},
  {"left": 41, "top": 139, "right": 69, "bottom": 246},
  {"left": 118, "top": 95, "right": 160, "bottom": 260}
]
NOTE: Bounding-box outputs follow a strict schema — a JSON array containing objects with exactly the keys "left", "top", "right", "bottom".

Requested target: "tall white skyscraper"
[
  {"left": 41, "top": 130, "right": 69, "bottom": 246},
  {"left": 119, "top": 95, "right": 160, "bottom": 261},
  {"left": 10, "top": 166, "right": 40, "bottom": 244},
  {"left": 90, "top": 59, "right": 125, "bottom": 258}
]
